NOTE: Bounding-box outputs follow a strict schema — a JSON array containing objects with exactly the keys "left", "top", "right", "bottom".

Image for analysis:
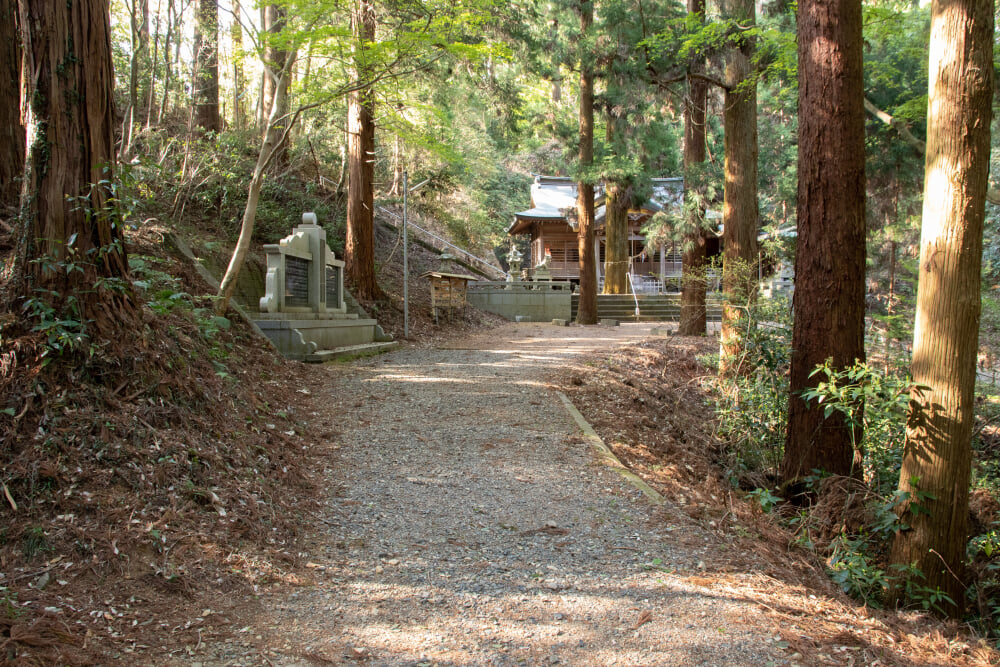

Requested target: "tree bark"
[
  {"left": 575, "top": 0, "right": 597, "bottom": 324},
  {"left": 345, "top": 0, "right": 382, "bottom": 301},
  {"left": 888, "top": 0, "right": 993, "bottom": 617},
  {"left": 124, "top": 0, "right": 143, "bottom": 155},
  {"left": 782, "top": 0, "right": 867, "bottom": 481},
  {"left": 145, "top": 11, "right": 160, "bottom": 128},
  {"left": 679, "top": 0, "right": 708, "bottom": 336},
  {"left": 261, "top": 3, "right": 290, "bottom": 168},
  {"left": 193, "top": 0, "right": 221, "bottom": 132},
  {"left": 717, "top": 0, "right": 759, "bottom": 376},
  {"left": 231, "top": 0, "right": 246, "bottom": 129},
  {"left": 863, "top": 96, "right": 1000, "bottom": 209},
  {"left": 139, "top": 0, "right": 150, "bottom": 111},
  {"left": 0, "top": 0, "right": 22, "bottom": 210},
  {"left": 157, "top": 0, "right": 177, "bottom": 124},
  {"left": 602, "top": 42, "right": 630, "bottom": 297},
  {"left": 389, "top": 134, "right": 402, "bottom": 195},
  {"left": 10, "top": 0, "right": 134, "bottom": 333},
  {"left": 603, "top": 182, "right": 630, "bottom": 294}
]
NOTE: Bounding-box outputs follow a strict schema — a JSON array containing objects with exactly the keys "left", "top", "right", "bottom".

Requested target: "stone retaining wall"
[{"left": 467, "top": 281, "right": 573, "bottom": 323}]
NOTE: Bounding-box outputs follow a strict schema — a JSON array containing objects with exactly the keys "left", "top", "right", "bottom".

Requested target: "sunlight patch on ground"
[
  {"left": 512, "top": 353, "right": 589, "bottom": 362},
  {"left": 329, "top": 579, "right": 764, "bottom": 665},
  {"left": 512, "top": 379, "right": 556, "bottom": 389},
  {"left": 338, "top": 587, "right": 629, "bottom": 653},
  {"left": 365, "top": 374, "right": 478, "bottom": 384}
]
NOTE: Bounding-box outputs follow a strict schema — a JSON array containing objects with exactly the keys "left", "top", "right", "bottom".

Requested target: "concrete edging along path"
[{"left": 556, "top": 392, "right": 665, "bottom": 507}]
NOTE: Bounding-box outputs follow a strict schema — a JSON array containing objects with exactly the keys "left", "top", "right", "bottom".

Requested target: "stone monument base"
[{"left": 254, "top": 315, "right": 397, "bottom": 362}]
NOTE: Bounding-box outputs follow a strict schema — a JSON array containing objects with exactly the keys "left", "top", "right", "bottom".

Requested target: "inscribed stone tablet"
[
  {"left": 325, "top": 265, "right": 342, "bottom": 309},
  {"left": 285, "top": 256, "right": 309, "bottom": 307}
]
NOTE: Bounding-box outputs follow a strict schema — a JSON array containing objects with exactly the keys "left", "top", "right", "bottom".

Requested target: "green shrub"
[
  {"left": 715, "top": 296, "right": 792, "bottom": 485},
  {"left": 800, "top": 360, "right": 914, "bottom": 493}
]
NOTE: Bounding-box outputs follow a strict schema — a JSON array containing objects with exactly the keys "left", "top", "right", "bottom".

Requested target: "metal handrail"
[
  {"left": 376, "top": 206, "right": 506, "bottom": 279},
  {"left": 626, "top": 272, "right": 641, "bottom": 318}
]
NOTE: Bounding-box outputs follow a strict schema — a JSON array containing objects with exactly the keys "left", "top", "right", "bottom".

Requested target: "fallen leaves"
[
  {"left": 344, "top": 645, "right": 371, "bottom": 661},
  {"left": 632, "top": 610, "right": 653, "bottom": 630},
  {"left": 521, "top": 522, "right": 570, "bottom": 536}
]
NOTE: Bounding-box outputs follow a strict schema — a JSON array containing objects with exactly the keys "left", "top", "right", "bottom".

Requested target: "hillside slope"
[{"left": 0, "top": 200, "right": 506, "bottom": 662}]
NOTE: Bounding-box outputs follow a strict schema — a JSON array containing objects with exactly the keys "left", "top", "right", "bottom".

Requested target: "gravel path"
[{"left": 202, "top": 323, "right": 786, "bottom": 666}]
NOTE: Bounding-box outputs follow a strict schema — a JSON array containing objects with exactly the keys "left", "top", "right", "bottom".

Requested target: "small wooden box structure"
[{"left": 421, "top": 271, "right": 478, "bottom": 323}]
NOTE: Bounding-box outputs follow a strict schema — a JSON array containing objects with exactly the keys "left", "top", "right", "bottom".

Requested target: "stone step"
[
  {"left": 570, "top": 294, "right": 723, "bottom": 322},
  {"left": 305, "top": 341, "right": 400, "bottom": 363}
]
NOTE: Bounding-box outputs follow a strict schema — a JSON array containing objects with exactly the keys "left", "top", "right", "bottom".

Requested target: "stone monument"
[
  {"left": 253, "top": 212, "right": 395, "bottom": 361},
  {"left": 259, "top": 212, "right": 345, "bottom": 315}
]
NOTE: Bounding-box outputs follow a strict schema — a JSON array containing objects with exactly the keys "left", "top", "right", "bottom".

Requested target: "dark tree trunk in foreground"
[
  {"left": 717, "top": 0, "right": 759, "bottom": 375},
  {"left": 345, "top": 0, "right": 382, "bottom": 300},
  {"left": 679, "top": 0, "right": 708, "bottom": 336},
  {"left": 193, "top": 0, "right": 221, "bottom": 132},
  {"left": 782, "top": 0, "right": 866, "bottom": 482},
  {"left": 10, "top": 0, "right": 134, "bottom": 332},
  {"left": 0, "top": 0, "right": 22, "bottom": 210},
  {"left": 575, "top": 0, "right": 597, "bottom": 325},
  {"left": 889, "top": 0, "right": 993, "bottom": 617}
]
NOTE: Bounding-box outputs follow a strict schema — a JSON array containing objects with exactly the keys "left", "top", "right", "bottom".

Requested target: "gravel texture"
[{"left": 191, "top": 322, "right": 787, "bottom": 666}]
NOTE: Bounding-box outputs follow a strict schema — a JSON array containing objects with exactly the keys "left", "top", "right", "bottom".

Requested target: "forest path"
[{"left": 194, "top": 322, "right": 785, "bottom": 666}]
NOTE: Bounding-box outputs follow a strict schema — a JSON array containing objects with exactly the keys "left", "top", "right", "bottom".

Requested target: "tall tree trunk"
[
  {"left": 127, "top": 0, "right": 150, "bottom": 115},
  {"left": 193, "top": 0, "right": 220, "bottom": 132},
  {"left": 889, "top": 0, "right": 993, "bottom": 617},
  {"left": 782, "top": 0, "right": 867, "bottom": 481},
  {"left": 575, "top": 0, "right": 597, "bottom": 324},
  {"left": 125, "top": 0, "right": 142, "bottom": 155},
  {"left": 389, "top": 134, "right": 402, "bottom": 196},
  {"left": 158, "top": 0, "right": 177, "bottom": 124},
  {"left": 261, "top": 4, "right": 290, "bottom": 169},
  {"left": 602, "top": 46, "right": 630, "bottom": 297},
  {"left": 718, "top": 0, "right": 759, "bottom": 375},
  {"left": 679, "top": 0, "right": 708, "bottom": 335},
  {"left": 336, "top": 142, "right": 348, "bottom": 194},
  {"left": 231, "top": 0, "right": 246, "bottom": 129},
  {"left": 0, "top": 0, "right": 22, "bottom": 210},
  {"left": 145, "top": 13, "right": 160, "bottom": 128},
  {"left": 549, "top": 17, "right": 562, "bottom": 103},
  {"left": 261, "top": 4, "right": 281, "bottom": 123},
  {"left": 10, "top": 0, "right": 134, "bottom": 333},
  {"left": 139, "top": 0, "right": 150, "bottom": 111},
  {"left": 603, "top": 182, "right": 630, "bottom": 294},
  {"left": 884, "top": 238, "right": 896, "bottom": 374},
  {"left": 345, "top": 0, "right": 382, "bottom": 300}
]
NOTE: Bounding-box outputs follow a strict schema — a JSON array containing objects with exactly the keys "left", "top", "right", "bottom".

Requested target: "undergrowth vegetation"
[
  {"left": 0, "top": 222, "right": 323, "bottom": 662},
  {"left": 714, "top": 295, "right": 1000, "bottom": 642},
  {"left": 125, "top": 126, "right": 345, "bottom": 248}
]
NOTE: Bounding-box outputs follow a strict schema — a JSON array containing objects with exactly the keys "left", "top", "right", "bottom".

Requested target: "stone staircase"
[{"left": 571, "top": 294, "right": 723, "bottom": 322}]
